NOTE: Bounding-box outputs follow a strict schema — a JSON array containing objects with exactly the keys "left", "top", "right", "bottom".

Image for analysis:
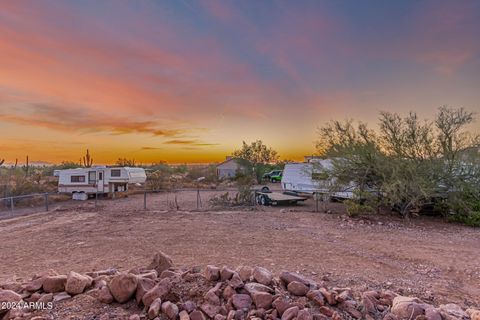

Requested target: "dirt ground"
[{"left": 1, "top": 191, "right": 479, "bottom": 312}]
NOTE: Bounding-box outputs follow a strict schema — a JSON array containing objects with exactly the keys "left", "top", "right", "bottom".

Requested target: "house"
[
  {"left": 56, "top": 166, "right": 146, "bottom": 197},
  {"left": 216, "top": 157, "right": 241, "bottom": 179}
]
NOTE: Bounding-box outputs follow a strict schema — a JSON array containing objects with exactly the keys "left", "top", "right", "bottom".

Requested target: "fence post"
[
  {"left": 44, "top": 193, "right": 49, "bottom": 211},
  {"left": 95, "top": 192, "right": 98, "bottom": 209},
  {"left": 144, "top": 191, "right": 147, "bottom": 210},
  {"left": 315, "top": 192, "right": 319, "bottom": 212},
  {"left": 10, "top": 197, "right": 14, "bottom": 213}
]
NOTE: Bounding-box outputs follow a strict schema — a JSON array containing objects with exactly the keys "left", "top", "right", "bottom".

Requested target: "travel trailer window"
[
  {"left": 71, "top": 175, "right": 85, "bottom": 183},
  {"left": 88, "top": 171, "right": 96, "bottom": 184},
  {"left": 111, "top": 169, "right": 121, "bottom": 177}
]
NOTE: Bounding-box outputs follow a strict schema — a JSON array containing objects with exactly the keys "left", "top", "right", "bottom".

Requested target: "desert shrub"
[
  {"left": 344, "top": 190, "right": 378, "bottom": 217},
  {"left": 209, "top": 175, "right": 254, "bottom": 207}
]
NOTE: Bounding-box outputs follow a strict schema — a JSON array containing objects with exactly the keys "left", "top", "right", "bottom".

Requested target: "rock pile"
[{"left": 0, "top": 252, "right": 477, "bottom": 320}]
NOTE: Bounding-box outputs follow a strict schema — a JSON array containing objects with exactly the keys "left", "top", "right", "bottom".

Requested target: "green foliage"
[
  {"left": 232, "top": 140, "right": 279, "bottom": 183},
  {"left": 116, "top": 158, "right": 136, "bottom": 167},
  {"left": 316, "top": 106, "right": 480, "bottom": 223}
]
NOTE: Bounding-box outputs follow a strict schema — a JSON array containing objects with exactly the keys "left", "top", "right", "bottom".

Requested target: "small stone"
[
  {"left": 25, "top": 277, "right": 44, "bottom": 292},
  {"left": 37, "top": 293, "right": 53, "bottom": 304},
  {"left": 287, "top": 281, "right": 309, "bottom": 296},
  {"left": 65, "top": 271, "right": 92, "bottom": 295},
  {"left": 391, "top": 296, "right": 424, "bottom": 319},
  {"left": 108, "top": 273, "right": 138, "bottom": 303},
  {"left": 43, "top": 275, "right": 67, "bottom": 293},
  {"left": 232, "top": 294, "right": 252, "bottom": 310},
  {"left": 160, "top": 270, "right": 177, "bottom": 279},
  {"left": 162, "top": 301, "right": 179, "bottom": 319},
  {"left": 252, "top": 291, "right": 273, "bottom": 309},
  {"left": 438, "top": 304, "right": 468, "bottom": 320},
  {"left": 148, "top": 298, "right": 162, "bottom": 319},
  {"left": 280, "top": 271, "right": 311, "bottom": 286},
  {"left": 129, "top": 315, "right": 141, "bottom": 320},
  {"left": 236, "top": 266, "right": 253, "bottom": 282},
  {"left": 319, "top": 288, "right": 336, "bottom": 305},
  {"left": 297, "top": 308, "right": 313, "bottom": 320},
  {"left": 205, "top": 265, "right": 220, "bottom": 281},
  {"left": 136, "top": 277, "right": 156, "bottom": 304},
  {"left": 142, "top": 278, "right": 172, "bottom": 307},
  {"left": 190, "top": 310, "right": 207, "bottom": 320},
  {"left": 228, "top": 272, "right": 244, "bottom": 289},
  {"left": 282, "top": 306, "right": 299, "bottom": 320},
  {"left": 0, "top": 290, "right": 22, "bottom": 304},
  {"left": 252, "top": 267, "right": 272, "bottom": 285},
  {"left": 223, "top": 285, "right": 236, "bottom": 300},
  {"left": 244, "top": 283, "right": 274, "bottom": 295},
  {"left": 200, "top": 303, "right": 221, "bottom": 318},
  {"left": 307, "top": 290, "right": 325, "bottom": 306},
  {"left": 179, "top": 310, "right": 190, "bottom": 320},
  {"left": 182, "top": 301, "right": 197, "bottom": 313},
  {"left": 52, "top": 292, "right": 71, "bottom": 302},
  {"left": 97, "top": 286, "right": 114, "bottom": 304},
  {"left": 215, "top": 315, "right": 227, "bottom": 320},
  {"left": 467, "top": 309, "right": 480, "bottom": 320},
  {"left": 220, "top": 266, "right": 235, "bottom": 281},
  {"left": 148, "top": 251, "right": 174, "bottom": 274}
]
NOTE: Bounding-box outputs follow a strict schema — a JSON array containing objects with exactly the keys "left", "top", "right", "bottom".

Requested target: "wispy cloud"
[
  {"left": 163, "top": 139, "right": 219, "bottom": 147},
  {"left": 0, "top": 104, "right": 184, "bottom": 137}
]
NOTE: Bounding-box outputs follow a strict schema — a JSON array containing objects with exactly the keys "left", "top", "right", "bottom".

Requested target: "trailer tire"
[
  {"left": 259, "top": 195, "right": 270, "bottom": 206},
  {"left": 261, "top": 186, "right": 270, "bottom": 193}
]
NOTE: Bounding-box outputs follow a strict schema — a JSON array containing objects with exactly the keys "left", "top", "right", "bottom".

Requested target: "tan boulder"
[
  {"left": 108, "top": 273, "right": 138, "bottom": 303},
  {"left": 287, "top": 281, "right": 309, "bottom": 296},
  {"left": 438, "top": 304, "right": 469, "bottom": 320},
  {"left": 162, "top": 301, "right": 179, "bottom": 319},
  {"left": 43, "top": 275, "right": 67, "bottom": 293},
  {"left": 142, "top": 278, "right": 171, "bottom": 307},
  {"left": 65, "top": 271, "right": 92, "bottom": 295},
  {"left": 148, "top": 298, "right": 162, "bottom": 319},
  {"left": 252, "top": 291, "right": 273, "bottom": 309},
  {"left": 282, "top": 306, "right": 299, "bottom": 320},
  {"left": 179, "top": 310, "right": 190, "bottom": 320},
  {"left": 391, "top": 296, "right": 425, "bottom": 319},
  {"left": 147, "top": 251, "right": 174, "bottom": 274},
  {"left": 205, "top": 265, "right": 220, "bottom": 281},
  {"left": 252, "top": 267, "right": 272, "bottom": 285},
  {"left": 136, "top": 277, "right": 156, "bottom": 304},
  {"left": 97, "top": 286, "right": 114, "bottom": 304}
]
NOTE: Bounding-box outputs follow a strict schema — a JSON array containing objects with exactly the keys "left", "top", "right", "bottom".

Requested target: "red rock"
[
  {"left": 297, "top": 308, "right": 313, "bottom": 320},
  {"left": 363, "top": 296, "right": 377, "bottom": 315},
  {"left": 273, "top": 297, "right": 293, "bottom": 316},
  {"left": 244, "top": 283, "right": 274, "bottom": 294},
  {"left": 252, "top": 267, "right": 272, "bottom": 285},
  {"left": 438, "top": 304, "right": 468, "bottom": 320},
  {"left": 52, "top": 292, "right": 71, "bottom": 302},
  {"left": 281, "top": 306, "right": 299, "bottom": 320},
  {"left": 279, "top": 271, "right": 310, "bottom": 286},
  {"left": 37, "top": 293, "right": 53, "bottom": 304},
  {"left": 391, "top": 296, "right": 425, "bottom": 319},
  {"left": 467, "top": 309, "right": 480, "bottom": 320},
  {"left": 201, "top": 303, "right": 221, "bottom": 318},
  {"left": 148, "top": 251, "right": 174, "bottom": 274},
  {"left": 307, "top": 290, "right": 325, "bottom": 306},
  {"left": 382, "top": 313, "right": 399, "bottom": 320},
  {"left": 97, "top": 286, "right": 114, "bottom": 304},
  {"left": 148, "top": 298, "right": 162, "bottom": 319},
  {"left": 312, "top": 314, "right": 329, "bottom": 320},
  {"left": 25, "top": 277, "right": 44, "bottom": 292},
  {"left": 318, "top": 306, "right": 334, "bottom": 317},
  {"left": 190, "top": 310, "right": 207, "bottom": 320},
  {"left": 220, "top": 266, "right": 235, "bottom": 281},
  {"left": 232, "top": 294, "right": 252, "bottom": 310},
  {"left": 236, "top": 266, "right": 253, "bottom": 282},
  {"left": 339, "top": 300, "right": 362, "bottom": 319},
  {"left": 65, "top": 271, "right": 92, "bottom": 295},
  {"left": 252, "top": 291, "right": 273, "bottom": 309},
  {"left": 205, "top": 265, "right": 220, "bottom": 281},
  {"left": 0, "top": 290, "right": 22, "bottom": 304},
  {"left": 223, "top": 285, "right": 236, "bottom": 300},
  {"left": 179, "top": 310, "right": 190, "bottom": 320},
  {"left": 287, "top": 281, "right": 309, "bottom": 296},
  {"left": 43, "top": 275, "right": 67, "bottom": 293},
  {"left": 108, "top": 273, "right": 138, "bottom": 303},
  {"left": 226, "top": 310, "right": 236, "bottom": 320},
  {"left": 142, "top": 278, "right": 172, "bottom": 307},
  {"left": 129, "top": 315, "right": 141, "bottom": 320},
  {"left": 228, "top": 272, "right": 244, "bottom": 289},
  {"left": 319, "top": 288, "right": 336, "bottom": 305},
  {"left": 182, "top": 300, "right": 197, "bottom": 313},
  {"left": 136, "top": 277, "right": 156, "bottom": 304},
  {"left": 215, "top": 315, "right": 227, "bottom": 320},
  {"left": 162, "top": 301, "right": 179, "bottom": 319},
  {"left": 204, "top": 289, "right": 221, "bottom": 305},
  {"left": 425, "top": 307, "right": 442, "bottom": 320}
]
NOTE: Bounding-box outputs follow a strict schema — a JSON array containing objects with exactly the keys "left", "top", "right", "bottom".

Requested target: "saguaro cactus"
[
  {"left": 82, "top": 149, "right": 93, "bottom": 167},
  {"left": 24, "top": 155, "right": 29, "bottom": 176}
]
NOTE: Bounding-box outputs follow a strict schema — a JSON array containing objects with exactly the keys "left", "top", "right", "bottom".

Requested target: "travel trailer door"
[{"left": 97, "top": 170, "right": 105, "bottom": 193}]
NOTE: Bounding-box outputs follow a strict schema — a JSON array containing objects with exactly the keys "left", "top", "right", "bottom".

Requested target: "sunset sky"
[{"left": 0, "top": 1, "right": 479, "bottom": 164}]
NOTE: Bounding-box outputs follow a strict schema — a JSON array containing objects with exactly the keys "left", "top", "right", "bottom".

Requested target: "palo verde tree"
[
  {"left": 316, "top": 106, "right": 480, "bottom": 221},
  {"left": 232, "top": 140, "right": 279, "bottom": 183}
]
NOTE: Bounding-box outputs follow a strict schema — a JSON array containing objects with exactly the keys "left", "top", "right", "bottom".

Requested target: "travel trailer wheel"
[
  {"left": 258, "top": 195, "right": 270, "bottom": 206},
  {"left": 261, "top": 186, "right": 270, "bottom": 193}
]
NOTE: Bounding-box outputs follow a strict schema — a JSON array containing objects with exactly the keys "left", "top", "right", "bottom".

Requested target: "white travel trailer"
[
  {"left": 281, "top": 159, "right": 356, "bottom": 199},
  {"left": 56, "top": 166, "right": 146, "bottom": 196}
]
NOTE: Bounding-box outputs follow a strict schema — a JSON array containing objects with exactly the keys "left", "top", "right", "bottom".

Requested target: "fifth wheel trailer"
[
  {"left": 280, "top": 159, "right": 357, "bottom": 199},
  {"left": 56, "top": 166, "right": 146, "bottom": 196}
]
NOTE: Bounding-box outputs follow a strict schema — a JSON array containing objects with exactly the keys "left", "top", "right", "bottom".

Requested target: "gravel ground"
[{"left": 0, "top": 191, "right": 479, "bottom": 311}]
